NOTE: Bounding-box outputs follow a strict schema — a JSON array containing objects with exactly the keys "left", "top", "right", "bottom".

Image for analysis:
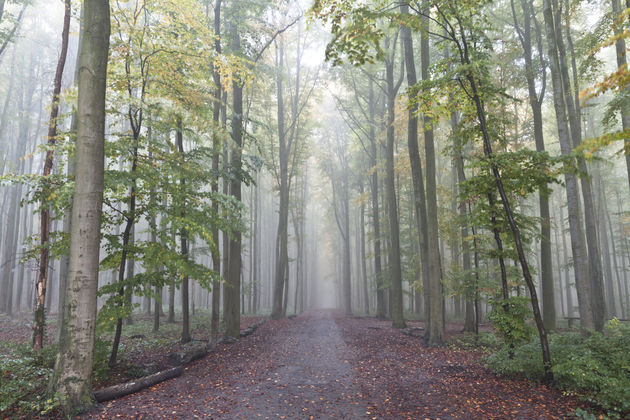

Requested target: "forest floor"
[{"left": 64, "top": 309, "right": 589, "bottom": 420}]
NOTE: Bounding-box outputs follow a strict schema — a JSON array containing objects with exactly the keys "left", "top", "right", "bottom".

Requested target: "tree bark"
[
  {"left": 542, "top": 0, "right": 594, "bottom": 330},
  {"left": 224, "top": 23, "right": 242, "bottom": 339},
  {"left": 595, "top": 167, "right": 616, "bottom": 317},
  {"left": 94, "top": 366, "right": 183, "bottom": 403},
  {"left": 367, "top": 79, "right": 386, "bottom": 319},
  {"left": 359, "top": 181, "right": 370, "bottom": 315},
  {"left": 58, "top": 3, "right": 84, "bottom": 343},
  {"left": 271, "top": 38, "right": 290, "bottom": 320},
  {"left": 421, "top": 10, "right": 444, "bottom": 344},
  {"left": 384, "top": 35, "right": 405, "bottom": 329},
  {"left": 49, "top": 0, "right": 110, "bottom": 411},
  {"left": 554, "top": 0, "right": 605, "bottom": 330},
  {"left": 209, "top": 0, "right": 222, "bottom": 342},
  {"left": 177, "top": 117, "right": 191, "bottom": 344},
  {"left": 400, "top": 3, "right": 431, "bottom": 325},
  {"left": 512, "top": 0, "right": 555, "bottom": 330}
]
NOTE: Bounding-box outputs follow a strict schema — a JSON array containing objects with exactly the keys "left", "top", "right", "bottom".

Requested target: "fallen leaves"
[{"left": 40, "top": 310, "right": 596, "bottom": 419}]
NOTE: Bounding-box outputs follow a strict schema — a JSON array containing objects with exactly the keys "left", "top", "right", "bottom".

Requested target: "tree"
[
  {"left": 0, "top": 0, "right": 27, "bottom": 64},
  {"left": 208, "top": 0, "right": 223, "bottom": 343},
  {"left": 267, "top": 15, "right": 316, "bottom": 319},
  {"left": 418, "top": 3, "right": 444, "bottom": 344},
  {"left": 542, "top": 0, "right": 594, "bottom": 330},
  {"left": 431, "top": 0, "right": 553, "bottom": 381},
  {"left": 49, "top": 0, "right": 110, "bottom": 411},
  {"left": 322, "top": 121, "right": 353, "bottom": 315},
  {"left": 400, "top": 2, "right": 430, "bottom": 328},
  {"left": 224, "top": 20, "right": 243, "bottom": 339},
  {"left": 33, "top": 0, "right": 71, "bottom": 351},
  {"left": 510, "top": 0, "right": 555, "bottom": 331}
]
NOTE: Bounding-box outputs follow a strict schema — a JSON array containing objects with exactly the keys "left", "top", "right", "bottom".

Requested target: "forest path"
[
  {"left": 83, "top": 310, "right": 582, "bottom": 419},
  {"left": 84, "top": 310, "right": 365, "bottom": 419}
]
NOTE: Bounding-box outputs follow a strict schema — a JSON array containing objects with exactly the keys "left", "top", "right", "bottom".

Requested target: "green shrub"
[
  {"left": 486, "top": 319, "right": 630, "bottom": 417},
  {"left": 453, "top": 331, "right": 502, "bottom": 350},
  {"left": 0, "top": 339, "right": 117, "bottom": 418},
  {"left": 0, "top": 345, "right": 62, "bottom": 418},
  {"left": 92, "top": 336, "right": 112, "bottom": 383},
  {"left": 488, "top": 296, "right": 535, "bottom": 349}
]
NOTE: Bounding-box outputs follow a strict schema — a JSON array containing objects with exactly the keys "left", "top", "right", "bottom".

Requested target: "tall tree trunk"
[
  {"left": 58, "top": 4, "right": 84, "bottom": 343},
  {"left": 542, "top": 0, "right": 594, "bottom": 330},
  {"left": 209, "top": 0, "right": 222, "bottom": 342},
  {"left": 359, "top": 180, "right": 370, "bottom": 315},
  {"left": 400, "top": 3, "right": 430, "bottom": 323},
  {"left": 109, "top": 155, "right": 138, "bottom": 366},
  {"left": 344, "top": 190, "right": 352, "bottom": 315},
  {"left": 272, "top": 38, "right": 290, "bottom": 320},
  {"left": 421, "top": 10, "right": 443, "bottom": 343},
  {"left": 554, "top": 0, "right": 605, "bottom": 330},
  {"left": 384, "top": 37, "right": 405, "bottom": 329},
  {"left": 177, "top": 118, "right": 191, "bottom": 344},
  {"left": 455, "top": 131, "right": 476, "bottom": 333},
  {"left": 1, "top": 63, "right": 34, "bottom": 314},
  {"left": 224, "top": 23, "right": 242, "bottom": 338},
  {"left": 2, "top": 160, "right": 24, "bottom": 315},
  {"left": 512, "top": 0, "right": 555, "bottom": 330},
  {"left": 49, "top": 0, "right": 110, "bottom": 411},
  {"left": 368, "top": 79, "right": 386, "bottom": 319},
  {"left": 253, "top": 170, "right": 260, "bottom": 314}
]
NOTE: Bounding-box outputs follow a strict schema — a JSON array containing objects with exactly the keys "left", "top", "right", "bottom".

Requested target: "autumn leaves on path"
[{"left": 84, "top": 311, "right": 581, "bottom": 419}]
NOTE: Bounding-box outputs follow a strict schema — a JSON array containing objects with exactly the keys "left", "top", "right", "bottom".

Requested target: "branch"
[{"left": 253, "top": 15, "right": 302, "bottom": 63}]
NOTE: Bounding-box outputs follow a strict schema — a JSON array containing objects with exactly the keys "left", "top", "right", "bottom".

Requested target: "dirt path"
[
  {"left": 83, "top": 310, "right": 365, "bottom": 419},
  {"left": 82, "top": 310, "right": 582, "bottom": 419}
]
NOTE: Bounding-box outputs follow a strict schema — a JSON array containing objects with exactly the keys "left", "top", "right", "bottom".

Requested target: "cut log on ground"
[
  {"left": 167, "top": 341, "right": 208, "bottom": 366},
  {"left": 93, "top": 366, "right": 184, "bottom": 403}
]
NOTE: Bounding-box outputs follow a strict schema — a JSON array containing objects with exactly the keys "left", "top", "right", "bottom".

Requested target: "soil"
[{"left": 77, "top": 310, "right": 586, "bottom": 419}]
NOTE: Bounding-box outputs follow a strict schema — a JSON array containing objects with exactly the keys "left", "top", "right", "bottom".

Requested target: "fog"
[{"left": 1, "top": 0, "right": 629, "bottom": 336}]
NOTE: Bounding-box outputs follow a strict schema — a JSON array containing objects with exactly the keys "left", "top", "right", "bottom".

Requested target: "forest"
[{"left": 0, "top": 0, "right": 629, "bottom": 418}]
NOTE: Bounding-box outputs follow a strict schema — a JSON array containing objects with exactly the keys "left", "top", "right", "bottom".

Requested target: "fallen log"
[
  {"left": 93, "top": 321, "right": 267, "bottom": 403},
  {"left": 167, "top": 342, "right": 208, "bottom": 366},
  {"left": 93, "top": 366, "right": 183, "bottom": 403}
]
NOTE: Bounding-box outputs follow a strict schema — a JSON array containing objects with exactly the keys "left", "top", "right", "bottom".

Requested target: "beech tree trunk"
[
  {"left": 271, "top": 38, "right": 290, "bottom": 320},
  {"left": 359, "top": 181, "right": 370, "bottom": 315},
  {"left": 49, "top": 0, "right": 110, "bottom": 411},
  {"left": 400, "top": 3, "right": 430, "bottom": 324},
  {"left": 420, "top": 10, "right": 444, "bottom": 344},
  {"left": 177, "top": 117, "right": 191, "bottom": 344},
  {"left": 511, "top": 0, "right": 556, "bottom": 330},
  {"left": 553, "top": 0, "right": 605, "bottom": 330},
  {"left": 224, "top": 22, "right": 242, "bottom": 339},
  {"left": 209, "top": 0, "right": 222, "bottom": 341},
  {"left": 368, "top": 79, "right": 386, "bottom": 319},
  {"left": 384, "top": 35, "right": 405, "bottom": 329},
  {"left": 542, "top": 0, "right": 594, "bottom": 330},
  {"left": 57, "top": 4, "right": 83, "bottom": 343}
]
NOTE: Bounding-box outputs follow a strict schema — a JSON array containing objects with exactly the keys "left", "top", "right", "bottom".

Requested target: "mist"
[{"left": 1, "top": 0, "right": 630, "bottom": 416}]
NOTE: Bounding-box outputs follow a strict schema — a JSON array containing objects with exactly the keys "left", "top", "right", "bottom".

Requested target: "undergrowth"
[
  {"left": 0, "top": 344, "right": 61, "bottom": 418},
  {"left": 486, "top": 318, "right": 630, "bottom": 418}
]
